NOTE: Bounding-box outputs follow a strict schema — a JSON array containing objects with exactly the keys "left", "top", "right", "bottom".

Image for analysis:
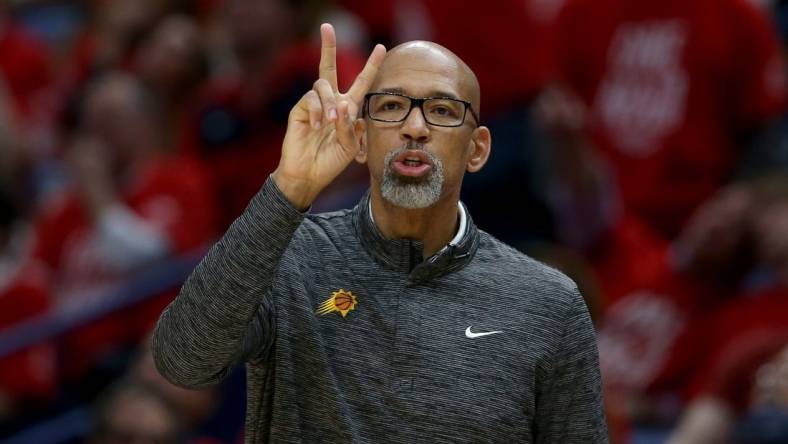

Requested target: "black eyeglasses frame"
[{"left": 363, "top": 92, "right": 480, "bottom": 127}]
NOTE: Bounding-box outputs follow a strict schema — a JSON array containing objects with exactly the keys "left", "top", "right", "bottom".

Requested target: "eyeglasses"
[{"left": 364, "top": 92, "right": 480, "bottom": 127}]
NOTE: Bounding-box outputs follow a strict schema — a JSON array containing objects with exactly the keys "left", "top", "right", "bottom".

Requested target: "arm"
[
  {"left": 152, "top": 177, "right": 306, "bottom": 388},
  {"left": 152, "top": 24, "right": 386, "bottom": 388},
  {"left": 535, "top": 285, "right": 609, "bottom": 443}
]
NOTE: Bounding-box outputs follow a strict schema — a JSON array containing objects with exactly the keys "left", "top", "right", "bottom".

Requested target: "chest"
[{"left": 273, "top": 262, "right": 554, "bottom": 435}]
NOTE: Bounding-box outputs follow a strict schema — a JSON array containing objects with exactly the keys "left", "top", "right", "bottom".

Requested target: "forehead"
[{"left": 372, "top": 45, "right": 470, "bottom": 99}]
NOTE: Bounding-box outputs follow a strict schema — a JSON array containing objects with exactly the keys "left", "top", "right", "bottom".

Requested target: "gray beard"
[{"left": 380, "top": 145, "right": 444, "bottom": 209}]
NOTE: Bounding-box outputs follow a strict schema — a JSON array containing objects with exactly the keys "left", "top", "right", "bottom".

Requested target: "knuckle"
[{"left": 315, "top": 78, "right": 331, "bottom": 90}]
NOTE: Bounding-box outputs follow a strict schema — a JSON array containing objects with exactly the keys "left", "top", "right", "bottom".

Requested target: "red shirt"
[
  {"left": 687, "top": 287, "right": 788, "bottom": 411},
  {"left": 0, "top": 22, "right": 53, "bottom": 119},
  {"left": 594, "top": 216, "right": 730, "bottom": 393},
  {"left": 416, "top": 0, "right": 562, "bottom": 113},
  {"left": 34, "top": 156, "right": 216, "bottom": 285},
  {"left": 556, "top": 0, "right": 786, "bottom": 236},
  {"left": 0, "top": 262, "right": 56, "bottom": 402},
  {"left": 31, "top": 155, "right": 217, "bottom": 377}
]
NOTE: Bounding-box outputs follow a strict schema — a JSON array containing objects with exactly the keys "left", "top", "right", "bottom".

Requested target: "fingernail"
[
  {"left": 313, "top": 120, "right": 321, "bottom": 129},
  {"left": 329, "top": 109, "right": 337, "bottom": 120}
]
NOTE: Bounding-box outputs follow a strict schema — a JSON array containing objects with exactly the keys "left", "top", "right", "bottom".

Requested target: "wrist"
[{"left": 271, "top": 170, "right": 316, "bottom": 211}]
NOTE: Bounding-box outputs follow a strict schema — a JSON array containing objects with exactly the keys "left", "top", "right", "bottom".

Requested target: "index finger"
[
  {"left": 319, "top": 23, "right": 338, "bottom": 92},
  {"left": 346, "top": 44, "right": 387, "bottom": 105}
]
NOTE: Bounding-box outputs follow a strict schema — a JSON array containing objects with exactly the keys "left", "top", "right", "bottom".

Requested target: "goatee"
[{"left": 380, "top": 143, "right": 444, "bottom": 209}]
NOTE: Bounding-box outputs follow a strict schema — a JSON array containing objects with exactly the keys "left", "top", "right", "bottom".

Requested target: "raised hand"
[{"left": 272, "top": 24, "right": 386, "bottom": 210}]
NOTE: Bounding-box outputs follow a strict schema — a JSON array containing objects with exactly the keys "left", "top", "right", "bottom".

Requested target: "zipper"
[{"left": 409, "top": 240, "right": 416, "bottom": 272}]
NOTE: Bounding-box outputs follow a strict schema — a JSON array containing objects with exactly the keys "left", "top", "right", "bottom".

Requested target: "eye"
[
  {"left": 426, "top": 100, "right": 461, "bottom": 118},
  {"left": 432, "top": 106, "right": 450, "bottom": 116},
  {"left": 382, "top": 101, "right": 402, "bottom": 111},
  {"left": 373, "top": 98, "right": 406, "bottom": 113}
]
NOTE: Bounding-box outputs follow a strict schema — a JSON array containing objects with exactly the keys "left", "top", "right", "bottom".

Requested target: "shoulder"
[
  {"left": 288, "top": 208, "right": 357, "bottom": 249},
  {"left": 475, "top": 231, "right": 580, "bottom": 306}
]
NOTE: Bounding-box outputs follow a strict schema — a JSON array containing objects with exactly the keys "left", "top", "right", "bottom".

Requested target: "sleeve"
[
  {"left": 151, "top": 177, "right": 305, "bottom": 388},
  {"left": 534, "top": 284, "right": 609, "bottom": 443}
]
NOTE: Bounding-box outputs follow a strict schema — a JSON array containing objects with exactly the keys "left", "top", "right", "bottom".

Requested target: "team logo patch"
[{"left": 316, "top": 289, "right": 358, "bottom": 317}]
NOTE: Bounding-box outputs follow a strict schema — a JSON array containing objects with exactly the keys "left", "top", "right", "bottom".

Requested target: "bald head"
[{"left": 374, "top": 41, "right": 481, "bottom": 119}]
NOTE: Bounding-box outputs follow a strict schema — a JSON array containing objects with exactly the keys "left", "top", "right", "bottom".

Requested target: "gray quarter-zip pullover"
[{"left": 152, "top": 178, "right": 609, "bottom": 443}]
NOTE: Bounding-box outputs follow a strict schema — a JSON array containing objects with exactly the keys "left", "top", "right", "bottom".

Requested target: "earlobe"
[{"left": 466, "top": 126, "right": 491, "bottom": 173}]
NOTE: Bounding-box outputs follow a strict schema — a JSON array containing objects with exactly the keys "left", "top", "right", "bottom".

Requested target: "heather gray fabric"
[{"left": 152, "top": 177, "right": 609, "bottom": 443}]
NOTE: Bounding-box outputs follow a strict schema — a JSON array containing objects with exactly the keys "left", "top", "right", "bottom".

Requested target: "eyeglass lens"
[{"left": 368, "top": 95, "right": 465, "bottom": 126}]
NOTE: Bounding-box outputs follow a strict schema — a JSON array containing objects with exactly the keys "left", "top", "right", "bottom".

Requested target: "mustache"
[
  {"left": 385, "top": 143, "right": 437, "bottom": 167},
  {"left": 402, "top": 141, "right": 426, "bottom": 151}
]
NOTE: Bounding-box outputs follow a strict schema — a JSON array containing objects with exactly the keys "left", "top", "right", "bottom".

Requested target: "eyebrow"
[{"left": 378, "top": 87, "right": 461, "bottom": 100}]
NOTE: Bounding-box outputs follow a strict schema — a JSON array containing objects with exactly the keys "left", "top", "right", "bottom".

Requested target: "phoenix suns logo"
[{"left": 316, "top": 289, "right": 358, "bottom": 317}]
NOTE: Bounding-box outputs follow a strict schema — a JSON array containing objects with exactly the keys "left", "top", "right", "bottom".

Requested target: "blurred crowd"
[{"left": 0, "top": 0, "right": 786, "bottom": 443}]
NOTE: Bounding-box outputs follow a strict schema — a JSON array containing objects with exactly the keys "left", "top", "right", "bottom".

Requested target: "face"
[
  {"left": 357, "top": 44, "right": 490, "bottom": 209},
  {"left": 136, "top": 16, "right": 201, "bottom": 95},
  {"left": 82, "top": 79, "right": 154, "bottom": 172}
]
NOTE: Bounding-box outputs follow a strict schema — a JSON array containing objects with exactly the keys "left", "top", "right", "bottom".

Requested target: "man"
[
  {"left": 31, "top": 73, "right": 216, "bottom": 378},
  {"left": 153, "top": 24, "right": 607, "bottom": 442}
]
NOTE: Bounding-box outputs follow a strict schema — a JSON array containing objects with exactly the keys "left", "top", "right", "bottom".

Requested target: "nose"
[{"left": 400, "top": 104, "right": 430, "bottom": 143}]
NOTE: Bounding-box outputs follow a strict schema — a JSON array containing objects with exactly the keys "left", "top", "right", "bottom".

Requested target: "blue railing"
[
  {"left": 0, "top": 249, "right": 207, "bottom": 444},
  {"left": 0, "top": 250, "right": 204, "bottom": 360}
]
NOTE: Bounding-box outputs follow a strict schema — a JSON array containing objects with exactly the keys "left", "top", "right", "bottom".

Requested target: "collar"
[
  {"left": 368, "top": 200, "right": 468, "bottom": 246},
  {"left": 354, "top": 192, "right": 479, "bottom": 282}
]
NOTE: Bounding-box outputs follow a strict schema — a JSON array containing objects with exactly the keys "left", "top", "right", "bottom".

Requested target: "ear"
[
  {"left": 354, "top": 118, "right": 368, "bottom": 164},
  {"left": 466, "top": 126, "right": 491, "bottom": 173}
]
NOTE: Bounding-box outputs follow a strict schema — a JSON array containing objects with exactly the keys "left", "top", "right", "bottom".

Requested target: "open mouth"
[{"left": 391, "top": 150, "right": 434, "bottom": 178}]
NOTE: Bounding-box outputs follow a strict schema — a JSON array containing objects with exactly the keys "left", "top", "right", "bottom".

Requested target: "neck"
[{"left": 369, "top": 189, "right": 460, "bottom": 258}]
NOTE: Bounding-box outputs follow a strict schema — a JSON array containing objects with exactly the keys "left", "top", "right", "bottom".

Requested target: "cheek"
[
  {"left": 438, "top": 141, "right": 472, "bottom": 178},
  {"left": 364, "top": 129, "right": 396, "bottom": 174}
]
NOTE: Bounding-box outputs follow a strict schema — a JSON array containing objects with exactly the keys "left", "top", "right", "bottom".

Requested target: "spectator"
[
  {"left": 180, "top": 0, "right": 364, "bottom": 227},
  {"left": 667, "top": 175, "right": 788, "bottom": 443},
  {"left": 66, "top": 0, "right": 178, "bottom": 87},
  {"left": 0, "top": 84, "right": 56, "bottom": 424},
  {"left": 0, "top": 189, "right": 56, "bottom": 424},
  {"left": 549, "top": 0, "right": 786, "bottom": 243},
  {"left": 134, "top": 14, "right": 209, "bottom": 150},
  {"left": 28, "top": 73, "right": 216, "bottom": 380}
]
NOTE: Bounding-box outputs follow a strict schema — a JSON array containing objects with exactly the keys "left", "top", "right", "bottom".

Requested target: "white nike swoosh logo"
[{"left": 465, "top": 326, "right": 503, "bottom": 338}]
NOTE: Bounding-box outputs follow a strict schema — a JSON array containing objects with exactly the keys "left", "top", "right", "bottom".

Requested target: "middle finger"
[{"left": 314, "top": 78, "right": 338, "bottom": 123}]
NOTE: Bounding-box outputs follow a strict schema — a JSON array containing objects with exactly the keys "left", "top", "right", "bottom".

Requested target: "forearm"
[{"left": 152, "top": 177, "right": 305, "bottom": 388}]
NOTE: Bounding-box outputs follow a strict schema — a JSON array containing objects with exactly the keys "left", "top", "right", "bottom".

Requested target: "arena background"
[{"left": 0, "top": 0, "right": 787, "bottom": 443}]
